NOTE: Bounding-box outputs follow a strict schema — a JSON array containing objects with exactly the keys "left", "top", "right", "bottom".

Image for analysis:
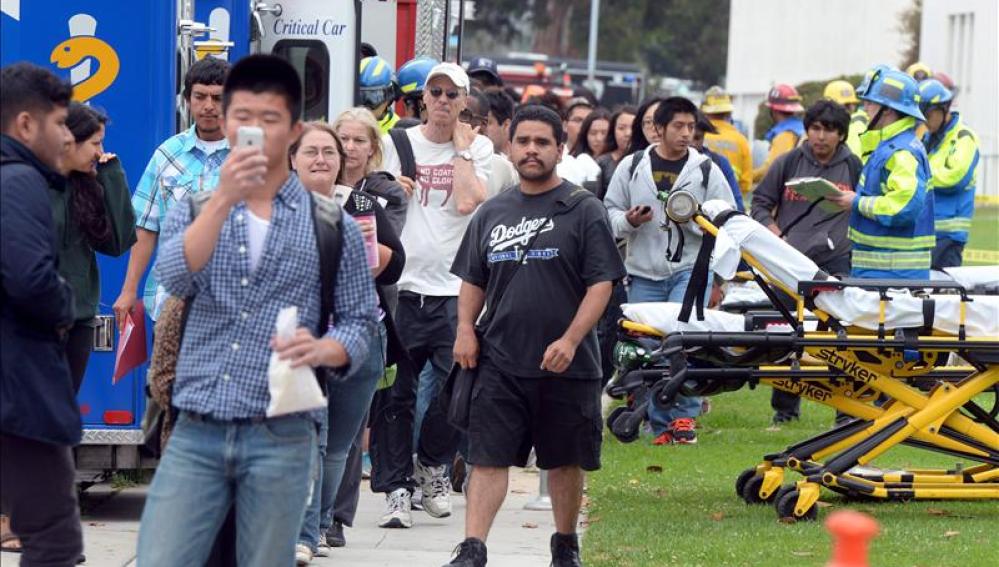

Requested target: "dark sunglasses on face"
[
  {"left": 458, "top": 110, "right": 487, "bottom": 128},
  {"left": 428, "top": 87, "right": 460, "bottom": 100}
]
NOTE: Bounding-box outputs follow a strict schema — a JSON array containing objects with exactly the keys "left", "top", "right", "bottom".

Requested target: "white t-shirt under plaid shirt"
[{"left": 132, "top": 125, "right": 229, "bottom": 319}]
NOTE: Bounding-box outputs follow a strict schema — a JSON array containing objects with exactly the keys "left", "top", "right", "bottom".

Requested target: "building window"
[{"left": 947, "top": 12, "right": 974, "bottom": 94}]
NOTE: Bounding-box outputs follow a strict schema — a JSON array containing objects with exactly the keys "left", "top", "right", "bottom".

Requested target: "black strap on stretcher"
[{"left": 679, "top": 209, "right": 743, "bottom": 323}]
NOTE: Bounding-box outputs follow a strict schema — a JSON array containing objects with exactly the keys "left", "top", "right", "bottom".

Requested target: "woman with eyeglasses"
[
  {"left": 629, "top": 96, "right": 666, "bottom": 154},
  {"left": 289, "top": 121, "right": 406, "bottom": 564}
]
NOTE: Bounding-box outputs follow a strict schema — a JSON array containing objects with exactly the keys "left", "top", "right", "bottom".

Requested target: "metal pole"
[
  {"left": 523, "top": 469, "right": 552, "bottom": 511},
  {"left": 586, "top": 0, "right": 600, "bottom": 83},
  {"left": 455, "top": 0, "right": 465, "bottom": 64},
  {"left": 440, "top": 0, "right": 451, "bottom": 62}
]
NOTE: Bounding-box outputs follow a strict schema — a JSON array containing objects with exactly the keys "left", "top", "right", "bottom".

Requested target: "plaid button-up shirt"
[
  {"left": 155, "top": 174, "right": 377, "bottom": 421},
  {"left": 132, "top": 125, "right": 229, "bottom": 317}
]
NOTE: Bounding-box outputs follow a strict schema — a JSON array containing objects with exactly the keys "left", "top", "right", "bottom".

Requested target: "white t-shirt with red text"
[{"left": 381, "top": 126, "right": 493, "bottom": 296}]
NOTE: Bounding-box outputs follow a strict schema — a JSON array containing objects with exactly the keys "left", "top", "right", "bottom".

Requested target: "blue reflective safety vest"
[
  {"left": 923, "top": 112, "right": 980, "bottom": 243},
  {"left": 848, "top": 118, "right": 934, "bottom": 280},
  {"left": 764, "top": 116, "right": 804, "bottom": 143}
]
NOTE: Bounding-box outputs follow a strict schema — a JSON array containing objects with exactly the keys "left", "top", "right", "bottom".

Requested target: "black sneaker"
[
  {"left": 550, "top": 532, "right": 582, "bottom": 567},
  {"left": 326, "top": 521, "right": 346, "bottom": 548},
  {"left": 443, "top": 537, "right": 487, "bottom": 567}
]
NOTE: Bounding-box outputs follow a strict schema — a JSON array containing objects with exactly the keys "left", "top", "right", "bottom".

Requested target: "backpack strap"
[
  {"left": 388, "top": 128, "right": 418, "bottom": 180},
  {"left": 309, "top": 192, "right": 344, "bottom": 339},
  {"left": 699, "top": 158, "right": 712, "bottom": 190},
  {"left": 627, "top": 150, "right": 646, "bottom": 181}
]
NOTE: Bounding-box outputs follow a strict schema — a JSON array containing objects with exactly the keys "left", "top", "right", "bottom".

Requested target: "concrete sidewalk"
[{"left": 1, "top": 468, "right": 563, "bottom": 567}]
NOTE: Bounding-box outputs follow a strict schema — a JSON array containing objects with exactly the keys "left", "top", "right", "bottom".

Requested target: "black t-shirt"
[
  {"left": 649, "top": 149, "right": 688, "bottom": 194},
  {"left": 450, "top": 181, "right": 627, "bottom": 379}
]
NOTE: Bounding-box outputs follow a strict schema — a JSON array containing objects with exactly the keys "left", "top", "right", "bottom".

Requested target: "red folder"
[{"left": 113, "top": 301, "right": 148, "bottom": 383}]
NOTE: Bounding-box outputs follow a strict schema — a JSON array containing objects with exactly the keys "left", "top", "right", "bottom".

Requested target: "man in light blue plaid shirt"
[
  {"left": 136, "top": 55, "right": 377, "bottom": 567},
  {"left": 112, "top": 57, "right": 230, "bottom": 324}
]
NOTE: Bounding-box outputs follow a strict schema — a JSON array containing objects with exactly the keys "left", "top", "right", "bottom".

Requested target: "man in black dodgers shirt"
[{"left": 444, "top": 105, "right": 626, "bottom": 567}]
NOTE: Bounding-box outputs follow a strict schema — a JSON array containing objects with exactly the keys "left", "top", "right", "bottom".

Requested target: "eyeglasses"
[
  {"left": 458, "top": 109, "right": 488, "bottom": 128},
  {"left": 428, "top": 87, "right": 461, "bottom": 100}
]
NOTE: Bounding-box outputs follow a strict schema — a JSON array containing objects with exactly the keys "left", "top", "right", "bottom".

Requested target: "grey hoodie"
[
  {"left": 604, "top": 145, "right": 736, "bottom": 280},
  {"left": 750, "top": 143, "right": 860, "bottom": 269}
]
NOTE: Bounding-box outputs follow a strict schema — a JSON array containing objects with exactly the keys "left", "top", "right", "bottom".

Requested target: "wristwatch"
[{"left": 456, "top": 149, "right": 473, "bottom": 162}]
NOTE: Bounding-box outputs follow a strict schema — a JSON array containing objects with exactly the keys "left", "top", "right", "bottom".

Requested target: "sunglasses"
[
  {"left": 458, "top": 109, "right": 488, "bottom": 128},
  {"left": 428, "top": 87, "right": 461, "bottom": 100}
]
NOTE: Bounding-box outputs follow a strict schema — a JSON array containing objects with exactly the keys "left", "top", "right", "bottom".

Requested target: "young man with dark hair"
[
  {"left": 113, "top": 56, "right": 231, "bottom": 325},
  {"left": 1, "top": 62, "right": 82, "bottom": 566},
  {"left": 135, "top": 54, "right": 377, "bottom": 566},
  {"left": 445, "top": 105, "right": 625, "bottom": 567},
  {"left": 751, "top": 99, "right": 861, "bottom": 425},
  {"left": 467, "top": 90, "right": 518, "bottom": 198},
  {"left": 604, "top": 96, "right": 735, "bottom": 446},
  {"left": 481, "top": 87, "right": 515, "bottom": 157}
]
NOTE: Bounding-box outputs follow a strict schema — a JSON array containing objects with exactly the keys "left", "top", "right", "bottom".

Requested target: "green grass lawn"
[
  {"left": 966, "top": 204, "right": 999, "bottom": 264},
  {"left": 583, "top": 388, "right": 998, "bottom": 567}
]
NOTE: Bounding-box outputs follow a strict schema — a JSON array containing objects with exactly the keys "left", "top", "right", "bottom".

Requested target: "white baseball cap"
[{"left": 425, "top": 62, "right": 470, "bottom": 90}]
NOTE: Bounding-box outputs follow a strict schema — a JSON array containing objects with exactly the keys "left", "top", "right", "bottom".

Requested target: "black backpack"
[{"left": 627, "top": 149, "right": 713, "bottom": 192}]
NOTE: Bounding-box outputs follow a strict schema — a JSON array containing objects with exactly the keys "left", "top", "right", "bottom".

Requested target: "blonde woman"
[{"left": 333, "top": 107, "right": 408, "bottom": 235}]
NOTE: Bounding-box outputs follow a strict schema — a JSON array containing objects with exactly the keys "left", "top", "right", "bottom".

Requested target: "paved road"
[{"left": 1, "top": 468, "right": 562, "bottom": 567}]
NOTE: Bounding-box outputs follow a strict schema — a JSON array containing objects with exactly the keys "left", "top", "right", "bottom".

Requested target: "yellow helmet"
[
  {"left": 701, "top": 85, "right": 734, "bottom": 114},
  {"left": 906, "top": 61, "right": 932, "bottom": 82},
  {"left": 823, "top": 80, "right": 859, "bottom": 105}
]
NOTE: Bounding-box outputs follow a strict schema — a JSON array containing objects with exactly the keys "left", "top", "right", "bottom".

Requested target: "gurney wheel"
[
  {"left": 735, "top": 468, "right": 757, "bottom": 500},
  {"left": 607, "top": 406, "right": 640, "bottom": 443},
  {"left": 772, "top": 484, "right": 796, "bottom": 509},
  {"left": 741, "top": 474, "right": 777, "bottom": 505},
  {"left": 775, "top": 489, "right": 818, "bottom": 522}
]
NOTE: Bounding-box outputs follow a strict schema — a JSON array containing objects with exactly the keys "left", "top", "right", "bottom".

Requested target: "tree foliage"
[
  {"left": 466, "top": 0, "right": 731, "bottom": 86},
  {"left": 897, "top": 0, "right": 923, "bottom": 70}
]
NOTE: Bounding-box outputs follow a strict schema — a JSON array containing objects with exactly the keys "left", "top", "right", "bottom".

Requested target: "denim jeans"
[
  {"left": 628, "top": 272, "right": 708, "bottom": 435},
  {"left": 414, "top": 361, "right": 445, "bottom": 447},
  {"left": 299, "top": 322, "right": 386, "bottom": 550},
  {"left": 137, "top": 412, "right": 316, "bottom": 567}
]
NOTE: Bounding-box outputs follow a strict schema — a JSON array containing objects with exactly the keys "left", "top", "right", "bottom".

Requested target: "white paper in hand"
[{"left": 266, "top": 306, "right": 327, "bottom": 417}]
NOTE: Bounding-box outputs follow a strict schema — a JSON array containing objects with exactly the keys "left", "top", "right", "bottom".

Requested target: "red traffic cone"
[{"left": 826, "top": 510, "right": 879, "bottom": 567}]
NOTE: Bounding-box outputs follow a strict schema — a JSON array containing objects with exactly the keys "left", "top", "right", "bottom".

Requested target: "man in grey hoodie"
[
  {"left": 605, "top": 97, "right": 735, "bottom": 445},
  {"left": 751, "top": 99, "right": 861, "bottom": 425}
]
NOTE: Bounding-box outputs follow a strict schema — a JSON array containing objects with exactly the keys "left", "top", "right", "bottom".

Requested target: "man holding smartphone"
[
  {"left": 136, "top": 55, "right": 377, "bottom": 566},
  {"left": 604, "top": 97, "right": 735, "bottom": 446}
]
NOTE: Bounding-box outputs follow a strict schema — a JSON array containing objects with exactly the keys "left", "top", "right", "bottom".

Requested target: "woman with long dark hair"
[
  {"left": 628, "top": 96, "right": 665, "bottom": 154},
  {"left": 595, "top": 106, "right": 636, "bottom": 199},
  {"left": 54, "top": 103, "right": 136, "bottom": 392}
]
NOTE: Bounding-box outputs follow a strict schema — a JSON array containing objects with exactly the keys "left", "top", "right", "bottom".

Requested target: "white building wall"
[
  {"left": 919, "top": 0, "right": 998, "bottom": 199},
  {"left": 725, "top": 0, "right": 912, "bottom": 140}
]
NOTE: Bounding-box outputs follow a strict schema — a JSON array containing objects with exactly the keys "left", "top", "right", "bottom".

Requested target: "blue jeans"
[
  {"left": 413, "top": 361, "right": 444, "bottom": 447},
  {"left": 628, "top": 272, "right": 708, "bottom": 435},
  {"left": 299, "top": 322, "right": 386, "bottom": 549},
  {"left": 137, "top": 412, "right": 317, "bottom": 567}
]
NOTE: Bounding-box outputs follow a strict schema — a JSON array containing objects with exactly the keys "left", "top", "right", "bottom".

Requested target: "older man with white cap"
[{"left": 370, "top": 62, "right": 493, "bottom": 529}]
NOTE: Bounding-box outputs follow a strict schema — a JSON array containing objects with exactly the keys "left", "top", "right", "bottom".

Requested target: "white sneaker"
[
  {"left": 378, "top": 488, "right": 413, "bottom": 528},
  {"left": 315, "top": 534, "right": 331, "bottom": 557},
  {"left": 295, "top": 543, "right": 313, "bottom": 566},
  {"left": 414, "top": 460, "right": 452, "bottom": 518}
]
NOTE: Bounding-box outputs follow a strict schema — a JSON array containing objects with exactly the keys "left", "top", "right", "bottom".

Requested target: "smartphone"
[
  {"left": 236, "top": 126, "right": 264, "bottom": 151},
  {"left": 639, "top": 205, "right": 652, "bottom": 215}
]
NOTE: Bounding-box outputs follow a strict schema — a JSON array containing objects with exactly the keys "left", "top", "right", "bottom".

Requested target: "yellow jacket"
[
  {"left": 704, "top": 119, "right": 753, "bottom": 194},
  {"left": 846, "top": 109, "right": 867, "bottom": 159}
]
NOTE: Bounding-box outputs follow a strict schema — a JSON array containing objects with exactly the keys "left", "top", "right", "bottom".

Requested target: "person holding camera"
[{"left": 603, "top": 96, "right": 735, "bottom": 446}]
